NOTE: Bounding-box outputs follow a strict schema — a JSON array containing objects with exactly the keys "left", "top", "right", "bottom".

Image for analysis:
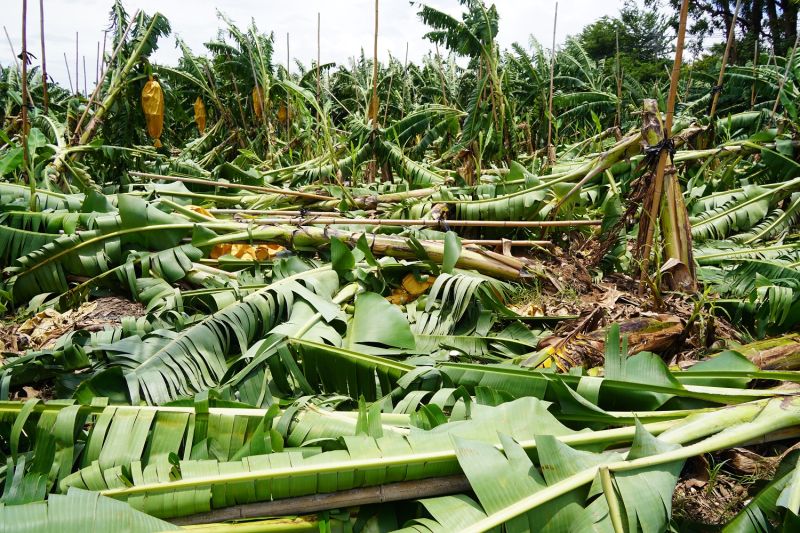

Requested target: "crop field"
[{"left": 1, "top": 0, "right": 800, "bottom": 531}]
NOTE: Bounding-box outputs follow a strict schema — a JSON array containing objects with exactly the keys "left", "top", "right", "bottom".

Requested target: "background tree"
[
  {"left": 577, "top": 0, "right": 673, "bottom": 84},
  {"left": 658, "top": 0, "right": 798, "bottom": 60}
]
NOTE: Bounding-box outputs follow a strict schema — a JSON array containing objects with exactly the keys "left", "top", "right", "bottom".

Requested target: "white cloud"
[{"left": 2, "top": 0, "right": 626, "bottom": 91}]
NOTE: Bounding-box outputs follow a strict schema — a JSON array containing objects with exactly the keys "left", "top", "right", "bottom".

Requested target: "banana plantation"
[{"left": 1, "top": 0, "right": 800, "bottom": 531}]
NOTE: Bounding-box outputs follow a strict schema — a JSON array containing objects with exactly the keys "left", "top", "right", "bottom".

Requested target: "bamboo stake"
[
  {"left": 402, "top": 42, "right": 410, "bottom": 107},
  {"left": 205, "top": 210, "right": 580, "bottom": 238},
  {"left": 128, "top": 171, "right": 336, "bottom": 201},
  {"left": 770, "top": 33, "right": 800, "bottom": 121},
  {"left": 95, "top": 40, "right": 99, "bottom": 85},
  {"left": 370, "top": 0, "right": 379, "bottom": 124},
  {"left": 170, "top": 475, "right": 471, "bottom": 526},
  {"left": 383, "top": 51, "right": 396, "bottom": 124},
  {"left": 750, "top": 40, "right": 759, "bottom": 108},
  {"left": 285, "top": 32, "right": 290, "bottom": 134},
  {"left": 21, "top": 0, "right": 33, "bottom": 212},
  {"left": 38, "top": 0, "right": 48, "bottom": 113},
  {"left": 3, "top": 26, "right": 19, "bottom": 70},
  {"left": 75, "top": 31, "right": 79, "bottom": 96},
  {"left": 101, "top": 30, "right": 107, "bottom": 70},
  {"left": 546, "top": 2, "right": 558, "bottom": 166},
  {"left": 435, "top": 42, "right": 448, "bottom": 106},
  {"left": 615, "top": 28, "right": 621, "bottom": 128},
  {"left": 638, "top": 0, "right": 689, "bottom": 294},
  {"left": 243, "top": 217, "right": 600, "bottom": 228},
  {"left": 82, "top": 55, "right": 87, "bottom": 96},
  {"left": 2, "top": 27, "right": 37, "bottom": 110},
  {"left": 709, "top": 0, "right": 742, "bottom": 120},
  {"left": 62, "top": 52, "right": 73, "bottom": 93},
  {"left": 316, "top": 12, "right": 321, "bottom": 105},
  {"left": 71, "top": 11, "right": 138, "bottom": 139}
]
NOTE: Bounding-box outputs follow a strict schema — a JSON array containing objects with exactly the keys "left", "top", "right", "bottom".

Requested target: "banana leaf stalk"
[
  {"left": 197, "top": 225, "right": 526, "bottom": 279},
  {"left": 0, "top": 401, "right": 394, "bottom": 421},
  {"left": 313, "top": 186, "right": 441, "bottom": 209},
  {"left": 95, "top": 420, "right": 680, "bottom": 500},
  {"left": 95, "top": 397, "right": 793, "bottom": 516},
  {"left": 733, "top": 334, "right": 800, "bottom": 370},
  {"left": 177, "top": 516, "right": 331, "bottom": 532},
  {"left": 549, "top": 131, "right": 642, "bottom": 217},
  {"left": 463, "top": 396, "right": 800, "bottom": 532},
  {"left": 129, "top": 172, "right": 336, "bottom": 202}
]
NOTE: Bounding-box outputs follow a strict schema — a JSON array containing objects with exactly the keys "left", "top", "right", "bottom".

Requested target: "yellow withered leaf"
[
  {"left": 141, "top": 75, "right": 164, "bottom": 148},
  {"left": 194, "top": 96, "right": 206, "bottom": 134}
]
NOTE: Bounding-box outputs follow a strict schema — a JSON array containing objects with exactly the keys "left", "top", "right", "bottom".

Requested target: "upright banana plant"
[
  {"left": 418, "top": 0, "right": 511, "bottom": 167},
  {"left": 48, "top": 4, "right": 171, "bottom": 187}
]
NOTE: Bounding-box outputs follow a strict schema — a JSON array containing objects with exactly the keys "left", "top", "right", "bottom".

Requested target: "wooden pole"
[
  {"left": 709, "top": 0, "right": 742, "bottom": 120},
  {"left": 546, "top": 2, "right": 558, "bottom": 165},
  {"left": 638, "top": 0, "right": 689, "bottom": 294},
  {"left": 38, "top": 0, "right": 48, "bottom": 113}
]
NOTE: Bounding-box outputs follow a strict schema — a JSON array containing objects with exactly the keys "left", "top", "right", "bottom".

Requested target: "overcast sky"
[{"left": 2, "top": 0, "right": 629, "bottom": 92}]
